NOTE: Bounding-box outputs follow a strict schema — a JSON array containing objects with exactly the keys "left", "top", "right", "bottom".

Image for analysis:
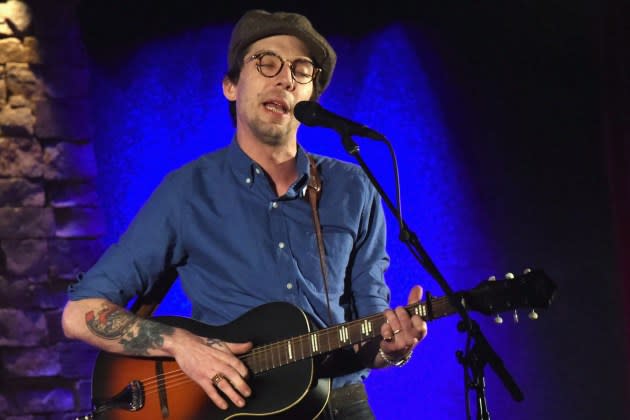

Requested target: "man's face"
[{"left": 223, "top": 35, "right": 316, "bottom": 146}]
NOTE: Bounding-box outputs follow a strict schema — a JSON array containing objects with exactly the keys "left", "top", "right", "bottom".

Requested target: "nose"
[{"left": 276, "top": 63, "right": 295, "bottom": 89}]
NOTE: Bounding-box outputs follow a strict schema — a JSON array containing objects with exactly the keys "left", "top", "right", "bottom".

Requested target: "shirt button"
[
  {"left": 245, "top": 177, "right": 252, "bottom": 184},
  {"left": 255, "top": 167, "right": 261, "bottom": 174},
  {"left": 272, "top": 202, "right": 279, "bottom": 209},
  {"left": 278, "top": 242, "right": 285, "bottom": 249},
  {"left": 286, "top": 283, "right": 293, "bottom": 290}
]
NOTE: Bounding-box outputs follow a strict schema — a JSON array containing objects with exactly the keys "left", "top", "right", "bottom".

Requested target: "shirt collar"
[
  {"left": 227, "top": 137, "right": 257, "bottom": 185},
  {"left": 227, "top": 138, "right": 311, "bottom": 197}
]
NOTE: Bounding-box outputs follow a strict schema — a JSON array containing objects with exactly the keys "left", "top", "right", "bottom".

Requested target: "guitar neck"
[{"left": 244, "top": 295, "right": 457, "bottom": 374}]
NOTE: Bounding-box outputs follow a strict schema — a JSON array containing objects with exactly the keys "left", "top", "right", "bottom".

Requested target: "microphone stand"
[{"left": 338, "top": 132, "right": 523, "bottom": 419}]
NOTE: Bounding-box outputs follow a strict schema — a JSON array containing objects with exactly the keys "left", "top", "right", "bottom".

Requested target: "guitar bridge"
[{"left": 93, "top": 380, "right": 145, "bottom": 415}]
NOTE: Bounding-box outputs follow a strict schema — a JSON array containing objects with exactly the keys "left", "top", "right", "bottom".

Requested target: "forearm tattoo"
[{"left": 85, "top": 304, "right": 175, "bottom": 355}]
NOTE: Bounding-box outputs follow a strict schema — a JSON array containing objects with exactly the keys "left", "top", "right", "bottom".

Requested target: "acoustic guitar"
[{"left": 78, "top": 269, "right": 556, "bottom": 419}]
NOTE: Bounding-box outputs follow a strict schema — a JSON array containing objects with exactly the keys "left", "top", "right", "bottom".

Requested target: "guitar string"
[
  {"left": 128, "top": 299, "right": 448, "bottom": 397},
  {"left": 133, "top": 325, "right": 353, "bottom": 394},
  {"left": 135, "top": 313, "right": 386, "bottom": 390},
  {"left": 135, "top": 318, "right": 369, "bottom": 393}
]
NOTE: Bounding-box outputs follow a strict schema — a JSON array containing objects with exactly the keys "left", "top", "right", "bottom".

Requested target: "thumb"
[
  {"left": 224, "top": 341, "right": 254, "bottom": 355},
  {"left": 407, "top": 285, "right": 423, "bottom": 304}
]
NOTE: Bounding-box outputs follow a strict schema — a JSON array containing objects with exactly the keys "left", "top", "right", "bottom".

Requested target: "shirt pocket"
[{"left": 292, "top": 226, "right": 354, "bottom": 294}]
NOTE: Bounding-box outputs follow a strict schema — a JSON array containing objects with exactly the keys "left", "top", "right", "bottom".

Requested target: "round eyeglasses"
[{"left": 248, "top": 52, "right": 320, "bottom": 85}]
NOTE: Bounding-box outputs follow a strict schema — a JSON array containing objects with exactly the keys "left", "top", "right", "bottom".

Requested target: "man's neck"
[{"left": 236, "top": 134, "right": 299, "bottom": 197}]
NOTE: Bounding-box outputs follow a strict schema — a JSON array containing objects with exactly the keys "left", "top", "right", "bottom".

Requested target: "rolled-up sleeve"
[{"left": 67, "top": 172, "right": 186, "bottom": 306}]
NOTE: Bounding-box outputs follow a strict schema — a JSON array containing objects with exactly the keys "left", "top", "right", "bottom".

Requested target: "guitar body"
[{"left": 91, "top": 302, "right": 331, "bottom": 419}]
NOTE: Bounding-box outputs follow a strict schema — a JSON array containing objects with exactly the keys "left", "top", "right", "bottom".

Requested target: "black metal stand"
[
  {"left": 337, "top": 132, "right": 523, "bottom": 417},
  {"left": 456, "top": 318, "right": 524, "bottom": 419}
]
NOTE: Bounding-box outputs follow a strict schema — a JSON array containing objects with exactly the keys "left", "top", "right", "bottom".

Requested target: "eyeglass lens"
[{"left": 256, "top": 53, "right": 316, "bottom": 84}]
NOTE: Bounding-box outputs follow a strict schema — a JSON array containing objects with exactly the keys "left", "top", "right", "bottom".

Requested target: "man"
[{"left": 62, "top": 9, "right": 428, "bottom": 419}]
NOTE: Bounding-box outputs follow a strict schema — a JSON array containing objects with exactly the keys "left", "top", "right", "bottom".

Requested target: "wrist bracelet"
[{"left": 378, "top": 347, "right": 413, "bottom": 367}]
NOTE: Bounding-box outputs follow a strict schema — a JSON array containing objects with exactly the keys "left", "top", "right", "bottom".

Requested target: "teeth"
[{"left": 265, "top": 103, "right": 284, "bottom": 113}]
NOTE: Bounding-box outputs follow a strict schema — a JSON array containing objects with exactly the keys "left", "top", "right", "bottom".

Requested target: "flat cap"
[{"left": 228, "top": 9, "right": 337, "bottom": 94}]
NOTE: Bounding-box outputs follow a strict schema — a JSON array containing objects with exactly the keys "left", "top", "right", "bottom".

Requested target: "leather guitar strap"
[{"left": 306, "top": 154, "right": 334, "bottom": 324}]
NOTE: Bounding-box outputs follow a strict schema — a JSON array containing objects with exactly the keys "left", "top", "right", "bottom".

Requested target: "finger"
[
  {"left": 394, "top": 306, "right": 427, "bottom": 350},
  {"left": 411, "top": 316, "right": 428, "bottom": 341},
  {"left": 224, "top": 341, "right": 254, "bottom": 379},
  {"left": 211, "top": 342, "right": 253, "bottom": 396},
  {"left": 221, "top": 364, "right": 251, "bottom": 398},
  {"left": 205, "top": 340, "right": 252, "bottom": 379},
  {"left": 199, "top": 375, "right": 230, "bottom": 410},
  {"left": 213, "top": 373, "right": 247, "bottom": 408},
  {"left": 226, "top": 341, "right": 254, "bottom": 355},
  {"left": 382, "top": 309, "right": 399, "bottom": 341},
  {"left": 386, "top": 309, "right": 401, "bottom": 333},
  {"left": 394, "top": 306, "right": 412, "bottom": 326},
  {"left": 407, "top": 285, "right": 423, "bottom": 304}
]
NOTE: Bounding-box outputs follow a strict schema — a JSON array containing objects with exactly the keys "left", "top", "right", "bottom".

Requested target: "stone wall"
[{"left": 0, "top": 1, "right": 104, "bottom": 418}]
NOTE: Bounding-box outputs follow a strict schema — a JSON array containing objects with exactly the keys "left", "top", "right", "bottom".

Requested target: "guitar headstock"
[{"left": 462, "top": 268, "right": 557, "bottom": 321}]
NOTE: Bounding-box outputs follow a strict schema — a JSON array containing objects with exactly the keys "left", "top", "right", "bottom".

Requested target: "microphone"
[{"left": 294, "top": 101, "right": 386, "bottom": 140}]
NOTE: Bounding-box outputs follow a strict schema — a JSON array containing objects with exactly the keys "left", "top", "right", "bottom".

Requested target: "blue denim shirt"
[{"left": 68, "top": 139, "right": 391, "bottom": 386}]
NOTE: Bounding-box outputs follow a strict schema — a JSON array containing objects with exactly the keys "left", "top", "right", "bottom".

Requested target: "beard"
[{"left": 249, "top": 115, "right": 292, "bottom": 147}]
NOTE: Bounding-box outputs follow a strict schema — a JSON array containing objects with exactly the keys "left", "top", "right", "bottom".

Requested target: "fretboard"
[{"left": 243, "top": 295, "right": 457, "bottom": 374}]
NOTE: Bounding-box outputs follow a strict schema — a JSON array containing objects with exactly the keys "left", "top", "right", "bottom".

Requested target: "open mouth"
[{"left": 263, "top": 101, "right": 289, "bottom": 114}]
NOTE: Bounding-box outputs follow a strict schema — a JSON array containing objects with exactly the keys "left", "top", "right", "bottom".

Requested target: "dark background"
[{"left": 75, "top": 0, "right": 629, "bottom": 418}]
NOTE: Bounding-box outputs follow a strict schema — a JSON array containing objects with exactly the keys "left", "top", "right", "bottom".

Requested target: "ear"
[{"left": 222, "top": 76, "right": 237, "bottom": 101}]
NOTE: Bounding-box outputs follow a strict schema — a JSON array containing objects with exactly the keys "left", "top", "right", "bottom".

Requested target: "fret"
[
  {"left": 413, "top": 303, "right": 427, "bottom": 318},
  {"left": 247, "top": 349, "right": 258, "bottom": 373},
  {"left": 270, "top": 343, "right": 277, "bottom": 369},
  {"left": 263, "top": 345, "right": 270, "bottom": 370},
  {"left": 276, "top": 342, "right": 285, "bottom": 367},
  {"left": 339, "top": 325, "right": 349, "bottom": 344},
  {"left": 253, "top": 344, "right": 270, "bottom": 373},
  {"left": 297, "top": 336, "right": 309, "bottom": 360},
  {"left": 310, "top": 333, "right": 319, "bottom": 353},
  {"left": 360, "top": 319, "right": 372, "bottom": 337},
  {"left": 257, "top": 346, "right": 264, "bottom": 370},
  {"left": 287, "top": 340, "right": 294, "bottom": 361},
  {"left": 325, "top": 327, "right": 334, "bottom": 352}
]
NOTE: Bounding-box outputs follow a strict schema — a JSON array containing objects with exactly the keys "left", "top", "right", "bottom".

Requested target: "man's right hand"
[{"left": 165, "top": 328, "right": 253, "bottom": 410}]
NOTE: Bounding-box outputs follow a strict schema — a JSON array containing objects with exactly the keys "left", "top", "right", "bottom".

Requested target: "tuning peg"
[
  {"left": 521, "top": 268, "right": 540, "bottom": 320},
  {"left": 504, "top": 272, "right": 519, "bottom": 323},
  {"left": 487, "top": 275, "right": 504, "bottom": 324}
]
